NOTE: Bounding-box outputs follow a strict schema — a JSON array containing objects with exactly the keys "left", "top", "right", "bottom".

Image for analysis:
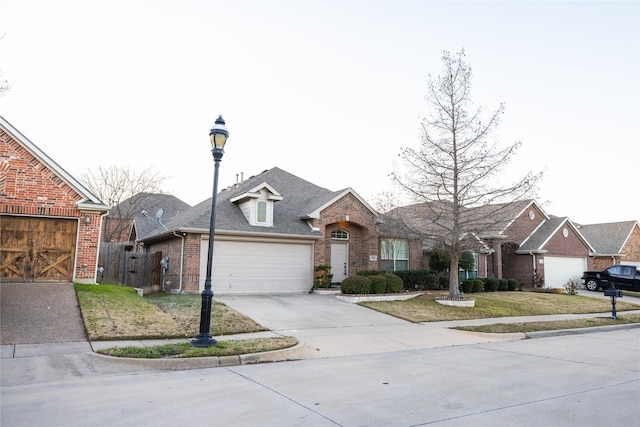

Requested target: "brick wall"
[
  {"left": 1, "top": 128, "right": 103, "bottom": 282},
  {"left": 312, "top": 193, "right": 380, "bottom": 276}
]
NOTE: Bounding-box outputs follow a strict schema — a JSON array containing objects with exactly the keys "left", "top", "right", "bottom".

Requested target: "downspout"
[
  {"left": 173, "top": 231, "right": 185, "bottom": 293},
  {"left": 530, "top": 252, "right": 536, "bottom": 287}
]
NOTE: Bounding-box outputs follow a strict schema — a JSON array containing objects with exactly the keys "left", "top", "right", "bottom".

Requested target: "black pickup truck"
[{"left": 582, "top": 265, "right": 640, "bottom": 292}]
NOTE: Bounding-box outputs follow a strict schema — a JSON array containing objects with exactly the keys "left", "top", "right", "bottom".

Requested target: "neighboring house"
[
  {"left": 137, "top": 167, "right": 380, "bottom": 294},
  {"left": 0, "top": 116, "right": 109, "bottom": 283},
  {"left": 385, "top": 199, "right": 595, "bottom": 288},
  {"left": 578, "top": 221, "right": 640, "bottom": 270},
  {"left": 102, "top": 192, "right": 191, "bottom": 243}
]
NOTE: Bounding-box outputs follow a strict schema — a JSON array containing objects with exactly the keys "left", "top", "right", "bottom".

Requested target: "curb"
[
  {"left": 524, "top": 322, "right": 640, "bottom": 339},
  {"left": 86, "top": 340, "right": 307, "bottom": 370}
]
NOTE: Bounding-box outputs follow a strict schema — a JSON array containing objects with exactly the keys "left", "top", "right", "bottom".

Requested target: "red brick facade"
[
  {"left": 1, "top": 122, "right": 107, "bottom": 283},
  {"left": 311, "top": 193, "right": 380, "bottom": 276}
]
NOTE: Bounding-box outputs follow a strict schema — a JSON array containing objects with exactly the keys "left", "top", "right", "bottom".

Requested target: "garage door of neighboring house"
[
  {"left": 200, "top": 239, "right": 313, "bottom": 294},
  {"left": 543, "top": 256, "right": 587, "bottom": 288},
  {"left": 0, "top": 216, "right": 77, "bottom": 282}
]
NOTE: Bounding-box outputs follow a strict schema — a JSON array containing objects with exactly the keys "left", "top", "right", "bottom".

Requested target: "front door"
[{"left": 330, "top": 243, "right": 348, "bottom": 283}]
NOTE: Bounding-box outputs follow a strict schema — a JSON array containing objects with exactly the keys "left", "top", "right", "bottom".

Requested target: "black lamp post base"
[{"left": 190, "top": 334, "right": 218, "bottom": 348}]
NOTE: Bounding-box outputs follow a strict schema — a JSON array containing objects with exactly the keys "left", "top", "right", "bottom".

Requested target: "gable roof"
[
  {"left": 381, "top": 199, "right": 545, "bottom": 242},
  {"left": 141, "top": 167, "right": 371, "bottom": 241},
  {"left": 578, "top": 220, "right": 639, "bottom": 255},
  {"left": 0, "top": 115, "right": 109, "bottom": 211},
  {"left": 516, "top": 217, "right": 590, "bottom": 253},
  {"left": 127, "top": 193, "right": 192, "bottom": 240}
]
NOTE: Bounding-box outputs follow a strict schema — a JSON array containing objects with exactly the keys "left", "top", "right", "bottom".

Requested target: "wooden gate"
[
  {"left": 98, "top": 243, "right": 161, "bottom": 292},
  {"left": 0, "top": 215, "right": 77, "bottom": 282}
]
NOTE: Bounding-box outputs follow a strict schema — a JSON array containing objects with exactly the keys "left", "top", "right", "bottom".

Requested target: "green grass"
[
  {"left": 359, "top": 291, "right": 640, "bottom": 323},
  {"left": 97, "top": 336, "right": 298, "bottom": 358}
]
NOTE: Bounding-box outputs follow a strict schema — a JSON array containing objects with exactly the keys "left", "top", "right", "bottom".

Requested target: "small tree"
[
  {"left": 459, "top": 251, "right": 475, "bottom": 280},
  {"left": 429, "top": 248, "right": 450, "bottom": 273},
  {"left": 392, "top": 49, "right": 542, "bottom": 298}
]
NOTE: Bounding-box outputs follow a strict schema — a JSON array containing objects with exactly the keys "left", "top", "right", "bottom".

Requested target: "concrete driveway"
[
  {"left": 0, "top": 282, "right": 87, "bottom": 345},
  {"left": 215, "top": 293, "right": 522, "bottom": 359}
]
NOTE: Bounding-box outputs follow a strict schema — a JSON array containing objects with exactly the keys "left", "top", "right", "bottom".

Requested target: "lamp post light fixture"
[{"left": 191, "top": 115, "right": 229, "bottom": 348}]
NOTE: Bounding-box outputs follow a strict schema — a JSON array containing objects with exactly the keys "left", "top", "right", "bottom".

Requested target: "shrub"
[
  {"left": 340, "top": 276, "right": 372, "bottom": 294},
  {"left": 507, "top": 279, "right": 519, "bottom": 291},
  {"left": 564, "top": 279, "right": 579, "bottom": 295},
  {"left": 424, "top": 274, "right": 439, "bottom": 290},
  {"left": 437, "top": 275, "right": 449, "bottom": 290},
  {"left": 313, "top": 264, "right": 333, "bottom": 289},
  {"left": 484, "top": 278, "right": 499, "bottom": 292},
  {"left": 498, "top": 279, "right": 509, "bottom": 291},
  {"left": 392, "top": 270, "right": 437, "bottom": 291},
  {"left": 461, "top": 279, "right": 474, "bottom": 293},
  {"left": 370, "top": 275, "right": 388, "bottom": 294},
  {"left": 384, "top": 274, "right": 404, "bottom": 293},
  {"left": 357, "top": 270, "right": 382, "bottom": 277},
  {"left": 472, "top": 279, "right": 484, "bottom": 293}
]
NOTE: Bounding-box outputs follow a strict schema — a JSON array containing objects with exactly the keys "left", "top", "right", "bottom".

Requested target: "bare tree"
[
  {"left": 392, "top": 49, "right": 542, "bottom": 298},
  {"left": 0, "top": 34, "right": 12, "bottom": 97},
  {"left": 80, "top": 166, "right": 167, "bottom": 242}
]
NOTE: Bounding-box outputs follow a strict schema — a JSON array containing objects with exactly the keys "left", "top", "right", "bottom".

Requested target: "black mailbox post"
[{"left": 604, "top": 284, "right": 623, "bottom": 320}]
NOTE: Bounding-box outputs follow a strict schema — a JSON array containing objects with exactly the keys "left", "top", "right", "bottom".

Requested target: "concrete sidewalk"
[{"left": 3, "top": 292, "right": 639, "bottom": 368}]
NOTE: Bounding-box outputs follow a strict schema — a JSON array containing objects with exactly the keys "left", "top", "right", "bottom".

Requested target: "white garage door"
[
  {"left": 622, "top": 261, "right": 640, "bottom": 268},
  {"left": 544, "top": 256, "right": 587, "bottom": 288},
  {"left": 200, "top": 239, "right": 313, "bottom": 294}
]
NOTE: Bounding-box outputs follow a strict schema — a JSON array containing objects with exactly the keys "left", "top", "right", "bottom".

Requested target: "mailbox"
[
  {"left": 604, "top": 289, "right": 623, "bottom": 298},
  {"left": 604, "top": 286, "right": 622, "bottom": 320}
]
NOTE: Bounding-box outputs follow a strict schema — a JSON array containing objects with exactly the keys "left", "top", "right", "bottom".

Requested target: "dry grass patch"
[
  {"left": 360, "top": 291, "right": 640, "bottom": 323},
  {"left": 454, "top": 313, "right": 640, "bottom": 333},
  {"left": 75, "top": 284, "right": 266, "bottom": 340}
]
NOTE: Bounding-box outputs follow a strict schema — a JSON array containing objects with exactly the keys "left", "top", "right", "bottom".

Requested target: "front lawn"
[
  {"left": 359, "top": 292, "right": 640, "bottom": 323},
  {"left": 75, "top": 284, "right": 266, "bottom": 341}
]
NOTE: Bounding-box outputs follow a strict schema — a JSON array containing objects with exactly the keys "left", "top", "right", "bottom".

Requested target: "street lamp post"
[{"left": 191, "top": 115, "right": 229, "bottom": 348}]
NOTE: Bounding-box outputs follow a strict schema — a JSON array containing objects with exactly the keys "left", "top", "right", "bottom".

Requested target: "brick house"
[
  {"left": 137, "top": 167, "right": 380, "bottom": 294},
  {"left": 0, "top": 116, "right": 109, "bottom": 283},
  {"left": 578, "top": 221, "right": 640, "bottom": 270},
  {"left": 384, "top": 199, "right": 595, "bottom": 288}
]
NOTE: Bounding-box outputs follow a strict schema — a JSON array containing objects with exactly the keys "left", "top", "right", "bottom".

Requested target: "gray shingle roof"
[
  {"left": 158, "top": 167, "right": 334, "bottom": 238},
  {"left": 518, "top": 217, "right": 568, "bottom": 252},
  {"left": 127, "top": 193, "right": 192, "bottom": 239},
  {"left": 578, "top": 221, "right": 639, "bottom": 255}
]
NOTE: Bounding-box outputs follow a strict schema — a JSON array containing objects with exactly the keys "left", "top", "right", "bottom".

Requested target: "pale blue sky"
[{"left": 1, "top": 0, "right": 638, "bottom": 224}]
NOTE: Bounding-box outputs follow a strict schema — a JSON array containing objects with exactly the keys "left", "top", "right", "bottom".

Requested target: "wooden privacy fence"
[{"left": 98, "top": 243, "right": 162, "bottom": 293}]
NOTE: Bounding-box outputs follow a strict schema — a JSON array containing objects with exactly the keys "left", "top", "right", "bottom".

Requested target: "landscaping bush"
[
  {"left": 392, "top": 270, "right": 437, "bottom": 291},
  {"left": 498, "top": 279, "right": 509, "bottom": 291},
  {"left": 437, "top": 275, "right": 449, "bottom": 290},
  {"left": 340, "top": 276, "right": 372, "bottom": 294},
  {"left": 384, "top": 274, "right": 404, "bottom": 293},
  {"left": 357, "top": 270, "right": 382, "bottom": 277},
  {"left": 472, "top": 279, "right": 484, "bottom": 293},
  {"left": 507, "top": 279, "right": 519, "bottom": 291},
  {"left": 461, "top": 279, "right": 474, "bottom": 293},
  {"left": 370, "top": 275, "right": 388, "bottom": 294},
  {"left": 484, "top": 278, "right": 499, "bottom": 292}
]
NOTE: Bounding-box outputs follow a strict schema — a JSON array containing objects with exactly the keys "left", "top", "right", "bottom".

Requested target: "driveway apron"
[{"left": 0, "top": 282, "right": 87, "bottom": 344}]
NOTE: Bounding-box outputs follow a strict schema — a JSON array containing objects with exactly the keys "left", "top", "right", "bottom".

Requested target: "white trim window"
[
  {"left": 331, "top": 229, "right": 349, "bottom": 240},
  {"left": 256, "top": 200, "right": 268, "bottom": 224},
  {"left": 381, "top": 238, "right": 408, "bottom": 271}
]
